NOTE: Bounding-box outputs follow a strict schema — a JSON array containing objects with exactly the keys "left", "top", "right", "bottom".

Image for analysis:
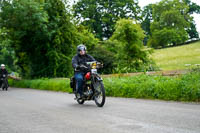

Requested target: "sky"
[{"left": 138, "top": 0, "right": 200, "bottom": 34}]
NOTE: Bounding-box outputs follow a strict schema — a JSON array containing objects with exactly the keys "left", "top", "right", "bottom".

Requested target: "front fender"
[{"left": 95, "top": 74, "right": 103, "bottom": 81}]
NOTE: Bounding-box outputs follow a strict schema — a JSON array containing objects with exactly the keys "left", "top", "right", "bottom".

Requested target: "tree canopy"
[
  {"left": 110, "top": 19, "right": 151, "bottom": 72},
  {"left": 73, "top": 0, "right": 141, "bottom": 40},
  {"left": 148, "top": 0, "right": 191, "bottom": 48},
  {"left": 0, "top": 0, "right": 77, "bottom": 78},
  {"left": 142, "top": 0, "right": 200, "bottom": 47},
  {"left": 0, "top": 0, "right": 199, "bottom": 78}
]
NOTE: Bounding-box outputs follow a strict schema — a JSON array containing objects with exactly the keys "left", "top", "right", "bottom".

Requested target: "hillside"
[{"left": 152, "top": 41, "right": 200, "bottom": 70}]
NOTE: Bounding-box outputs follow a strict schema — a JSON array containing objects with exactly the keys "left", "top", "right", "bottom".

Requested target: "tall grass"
[
  {"left": 152, "top": 41, "right": 200, "bottom": 70},
  {"left": 104, "top": 72, "right": 200, "bottom": 101},
  {"left": 9, "top": 78, "right": 72, "bottom": 93},
  {"left": 9, "top": 72, "right": 200, "bottom": 102}
]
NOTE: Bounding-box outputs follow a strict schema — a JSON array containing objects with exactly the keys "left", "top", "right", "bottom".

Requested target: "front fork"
[{"left": 91, "top": 74, "right": 103, "bottom": 96}]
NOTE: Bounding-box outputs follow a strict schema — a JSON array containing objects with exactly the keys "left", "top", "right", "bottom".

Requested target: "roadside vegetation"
[
  {"left": 9, "top": 69, "right": 200, "bottom": 102},
  {"left": 1, "top": 0, "right": 200, "bottom": 77},
  {"left": 1, "top": 0, "right": 200, "bottom": 102}
]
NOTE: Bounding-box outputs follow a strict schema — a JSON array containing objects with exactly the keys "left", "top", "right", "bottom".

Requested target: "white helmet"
[
  {"left": 77, "top": 44, "right": 86, "bottom": 52},
  {"left": 1, "top": 64, "right": 5, "bottom": 67}
]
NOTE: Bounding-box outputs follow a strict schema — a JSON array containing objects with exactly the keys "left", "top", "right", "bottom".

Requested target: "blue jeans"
[{"left": 74, "top": 72, "right": 84, "bottom": 96}]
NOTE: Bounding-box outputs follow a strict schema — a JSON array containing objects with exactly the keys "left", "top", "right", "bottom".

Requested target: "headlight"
[{"left": 92, "top": 62, "right": 97, "bottom": 69}]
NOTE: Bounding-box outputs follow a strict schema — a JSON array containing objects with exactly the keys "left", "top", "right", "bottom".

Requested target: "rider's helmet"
[
  {"left": 1, "top": 64, "right": 5, "bottom": 67},
  {"left": 77, "top": 44, "right": 86, "bottom": 53}
]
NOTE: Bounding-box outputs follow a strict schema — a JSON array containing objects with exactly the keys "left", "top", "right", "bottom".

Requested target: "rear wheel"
[
  {"left": 75, "top": 93, "right": 85, "bottom": 104},
  {"left": 2, "top": 82, "right": 5, "bottom": 91},
  {"left": 77, "top": 98, "right": 85, "bottom": 104},
  {"left": 94, "top": 81, "right": 105, "bottom": 107},
  {"left": 2, "top": 80, "right": 8, "bottom": 91},
  {"left": 77, "top": 99, "right": 85, "bottom": 104}
]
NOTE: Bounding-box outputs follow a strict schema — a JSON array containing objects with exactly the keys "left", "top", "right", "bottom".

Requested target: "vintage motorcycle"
[
  {"left": 1, "top": 74, "right": 8, "bottom": 91},
  {"left": 70, "top": 61, "right": 106, "bottom": 107}
]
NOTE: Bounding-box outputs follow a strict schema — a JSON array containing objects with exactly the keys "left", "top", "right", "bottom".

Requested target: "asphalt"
[{"left": 0, "top": 87, "right": 200, "bottom": 133}]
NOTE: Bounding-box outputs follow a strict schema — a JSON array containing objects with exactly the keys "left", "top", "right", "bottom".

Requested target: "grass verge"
[{"left": 9, "top": 72, "right": 200, "bottom": 102}]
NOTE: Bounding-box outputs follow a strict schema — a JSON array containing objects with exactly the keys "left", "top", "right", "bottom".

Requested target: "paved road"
[{"left": 0, "top": 88, "right": 200, "bottom": 133}]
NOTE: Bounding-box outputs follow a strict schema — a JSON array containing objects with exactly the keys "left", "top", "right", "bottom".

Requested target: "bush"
[
  {"left": 90, "top": 44, "right": 116, "bottom": 74},
  {"left": 105, "top": 72, "right": 200, "bottom": 101},
  {"left": 110, "top": 19, "right": 153, "bottom": 73}
]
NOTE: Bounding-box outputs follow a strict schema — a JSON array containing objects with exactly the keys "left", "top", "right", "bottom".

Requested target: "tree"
[
  {"left": 148, "top": 0, "right": 191, "bottom": 48},
  {"left": 73, "top": 0, "right": 141, "bottom": 40},
  {"left": 0, "top": 28, "right": 18, "bottom": 73},
  {"left": 0, "top": 0, "right": 77, "bottom": 78},
  {"left": 110, "top": 19, "right": 150, "bottom": 72},
  {"left": 141, "top": 4, "right": 153, "bottom": 45},
  {"left": 184, "top": 0, "right": 200, "bottom": 14},
  {"left": 142, "top": 0, "right": 200, "bottom": 46},
  {"left": 184, "top": 0, "right": 200, "bottom": 39},
  {"left": 75, "top": 25, "right": 99, "bottom": 52},
  {"left": 90, "top": 43, "right": 116, "bottom": 74}
]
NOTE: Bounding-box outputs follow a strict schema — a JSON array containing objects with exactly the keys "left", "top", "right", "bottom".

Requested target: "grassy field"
[{"left": 152, "top": 41, "right": 200, "bottom": 70}]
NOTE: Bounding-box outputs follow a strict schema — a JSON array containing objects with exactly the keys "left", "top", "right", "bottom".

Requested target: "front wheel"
[
  {"left": 2, "top": 82, "right": 5, "bottom": 91},
  {"left": 2, "top": 79, "right": 8, "bottom": 91},
  {"left": 94, "top": 81, "right": 105, "bottom": 107}
]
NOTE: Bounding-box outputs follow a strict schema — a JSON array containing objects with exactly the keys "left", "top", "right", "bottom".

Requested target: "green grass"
[
  {"left": 152, "top": 41, "right": 200, "bottom": 70},
  {"left": 9, "top": 78, "right": 72, "bottom": 93},
  {"left": 9, "top": 71, "right": 200, "bottom": 102},
  {"left": 104, "top": 72, "right": 200, "bottom": 101}
]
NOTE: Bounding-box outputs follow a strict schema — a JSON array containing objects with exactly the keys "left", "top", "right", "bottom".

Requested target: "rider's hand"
[
  {"left": 79, "top": 65, "right": 87, "bottom": 69},
  {"left": 76, "top": 65, "right": 80, "bottom": 69}
]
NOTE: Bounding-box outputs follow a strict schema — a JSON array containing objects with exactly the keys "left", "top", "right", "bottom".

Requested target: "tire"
[
  {"left": 94, "top": 81, "right": 105, "bottom": 107},
  {"left": 2, "top": 82, "right": 5, "bottom": 91},
  {"left": 4, "top": 82, "right": 8, "bottom": 91},
  {"left": 75, "top": 93, "right": 85, "bottom": 104},
  {"left": 77, "top": 99, "right": 85, "bottom": 104},
  {"left": 5, "top": 80, "right": 8, "bottom": 91},
  {"left": 2, "top": 80, "right": 8, "bottom": 91}
]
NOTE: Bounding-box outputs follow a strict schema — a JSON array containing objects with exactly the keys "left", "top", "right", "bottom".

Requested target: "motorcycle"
[
  {"left": 70, "top": 61, "right": 106, "bottom": 107},
  {"left": 1, "top": 74, "right": 8, "bottom": 91}
]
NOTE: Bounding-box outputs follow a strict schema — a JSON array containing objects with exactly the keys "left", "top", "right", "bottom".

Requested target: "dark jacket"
[
  {"left": 72, "top": 54, "right": 95, "bottom": 72},
  {"left": 0, "top": 69, "right": 8, "bottom": 78}
]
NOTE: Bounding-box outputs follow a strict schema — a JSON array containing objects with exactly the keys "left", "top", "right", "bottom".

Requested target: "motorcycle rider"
[
  {"left": 0, "top": 64, "right": 9, "bottom": 90},
  {"left": 72, "top": 44, "right": 95, "bottom": 98}
]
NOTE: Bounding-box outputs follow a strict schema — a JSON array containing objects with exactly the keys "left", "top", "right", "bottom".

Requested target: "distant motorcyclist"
[
  {"left": 72, "top": 44, "right": 95, "bottom": 98},
  {"left": 0, "top": 64, "right": 9, "bottom": 90}
]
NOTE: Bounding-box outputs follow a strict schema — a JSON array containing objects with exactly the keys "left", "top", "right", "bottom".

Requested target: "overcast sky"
[{"left": 69, "top": 0, "right": 200, "bottom": 33}]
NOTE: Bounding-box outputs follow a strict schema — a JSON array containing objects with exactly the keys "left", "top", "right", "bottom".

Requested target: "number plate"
[{"left": 91, "top": 69, "right": 97, "bottom": 73}]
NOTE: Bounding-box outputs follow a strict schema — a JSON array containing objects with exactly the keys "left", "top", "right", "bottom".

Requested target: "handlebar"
[{"left": 86, "top": 61, "right": 103, "bottom": 69}]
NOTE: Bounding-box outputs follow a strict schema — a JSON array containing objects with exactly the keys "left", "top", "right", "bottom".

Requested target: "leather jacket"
[{"left": 72, "top": 54, "right": 95, "bottom": 72}]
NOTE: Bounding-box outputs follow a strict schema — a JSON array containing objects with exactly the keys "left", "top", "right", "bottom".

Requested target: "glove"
[
  {"left": 79, "top": 65, "right": 87, "bottom": 69},
  {"left": 75, "top": 65, "right": 80, "bottom": 69}
]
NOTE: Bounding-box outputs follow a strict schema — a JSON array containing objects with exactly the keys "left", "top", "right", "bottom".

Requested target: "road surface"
[{"left": 0, "top": 88, "right": 200, "bottom": 133}]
